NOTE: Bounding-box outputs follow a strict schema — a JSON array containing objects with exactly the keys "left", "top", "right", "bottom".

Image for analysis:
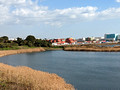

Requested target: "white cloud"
[
  {"left": 70, "top": 15, "right": 77, "bottom": 19},
  {"left": 0, "top": 0, "right": 26, "bottom": 5},
  {"left": 97, "top": 8, "right": 120, "bottom": 20},
  {"left": 0, "top": 0, "right": 120, "bottom": 26},
  {"left": 116, "top": 0, "right": 120, "bottom": 3},
  {"left": 0, "top": 5, "right": 10, "bottom": 24}
]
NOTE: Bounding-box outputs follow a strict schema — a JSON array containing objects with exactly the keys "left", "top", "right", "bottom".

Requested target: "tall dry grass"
[
  {"left": 0, "top": 63, "right": 74, "bottom": 90},
  {"left": 0, "top": 47, "right": 45, "bottom": 57},
  {"left": 64, "top": 46, "right": 120, "bottom": 52}
]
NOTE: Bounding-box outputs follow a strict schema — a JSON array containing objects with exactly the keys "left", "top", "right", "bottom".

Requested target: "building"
[
  {"left": 65, "top": 38, "right": 76, "bottom": 44},
  {"left": 117, "top": 35, "right": 120, "bottom": 41},
  {"left": 104, "top": 34, "right": 118, "bottom": 41},
  {"left": 85, "top": 37, "right": 95, "bottom": 41},
  {"left": 77, "top": 38, "right": 85, "bottom": 42},
  {"left": 51, "top": 38, "right": 68, "bottom": 46},
  {"left": 52, "top": 43, "right": 58, "bottom": 46},
  {"left": 85, "top": 37, "right": 92, "bottom": 41},
  {"left": 94, "top": 37, "right": 104, "bottom": 41}
]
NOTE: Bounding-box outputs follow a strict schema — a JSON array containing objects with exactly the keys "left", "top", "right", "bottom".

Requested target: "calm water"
[{"left": 0, "top": 50, "right": 120, "bottom": 90}]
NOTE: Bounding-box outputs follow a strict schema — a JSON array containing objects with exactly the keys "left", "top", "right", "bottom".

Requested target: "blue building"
[{"left": 104, "top": 34, "right": 118, "bottom": 41}]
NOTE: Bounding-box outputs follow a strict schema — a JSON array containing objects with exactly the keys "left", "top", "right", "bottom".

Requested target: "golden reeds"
[
  {"left": 0, "top": 47, "right": 45, "bottom": 57},
  {"left": 64, "top": 46, "right": 120, "bottom": 52},
  {"left": 0, "top": 63, "right": 74, "bottom": 90}
]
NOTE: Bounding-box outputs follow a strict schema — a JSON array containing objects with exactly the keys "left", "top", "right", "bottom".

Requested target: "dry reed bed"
[
  {"left": 0, "top": 63, "right": 74, "bottom": 90},
  {"left": 64, "top": 47, "right": 120, "bottom": 52},
  {"left": 0, "top": 47, "right": 45, "bottom": 57}
]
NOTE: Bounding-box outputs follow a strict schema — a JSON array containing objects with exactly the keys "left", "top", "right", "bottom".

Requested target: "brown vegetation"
[
  {"left": 44, "top": 47, "right": 63, "bottom": 51},
  {"left": 64, "top": 45, "right": 120, "bottom": 52},
  {"left": 0, "top": 47, "right": 45, "bottom": 57},
  {"left": 0, "top": 63, "right": 74, "bottom": 90}
]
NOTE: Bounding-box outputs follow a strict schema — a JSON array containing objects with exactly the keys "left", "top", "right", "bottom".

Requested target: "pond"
[{"left": 0, "top": 50, "right": 120, "bottom": 90}]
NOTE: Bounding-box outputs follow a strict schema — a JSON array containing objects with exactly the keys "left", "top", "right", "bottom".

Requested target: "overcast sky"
[{"left": 0, "top": 0, "right": 120, "bottom": 39}]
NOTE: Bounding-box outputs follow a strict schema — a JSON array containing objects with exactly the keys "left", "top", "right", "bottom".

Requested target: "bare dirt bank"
[
  {"left": 0, "top": 47, "right": 45, "bottom": 57},
  {"left": 64, "top": 47, "right": 120, "bottom": 52},
  {"left": 0, "top": 63, "right": 74, "bottom": 90}
]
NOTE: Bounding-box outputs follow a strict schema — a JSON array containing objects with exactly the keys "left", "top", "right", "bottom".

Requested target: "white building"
[
  {"left": 52, "top": 43, "right": 58, "bottom": 46},
  {"left": 94, "top": 37, "right": 104, "bottom": 41}
]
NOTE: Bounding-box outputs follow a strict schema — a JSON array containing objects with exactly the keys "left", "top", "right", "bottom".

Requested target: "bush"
[
  {"left": 0, "top": 44, "right": 5, "bottom": 48},
  {"left": 27, "top": 41, "right": 34, "bottom": 47},
  {"left": 10, "top": 42, "right": 18, "bottom": 46},
  {"left": 34, "top": 39, "right": 52, "bottom": 47}
]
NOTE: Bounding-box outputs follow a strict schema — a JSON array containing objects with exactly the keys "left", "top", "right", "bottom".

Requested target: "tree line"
[{"left": 0, "top": 35, "right": 52, "bottom": 48}]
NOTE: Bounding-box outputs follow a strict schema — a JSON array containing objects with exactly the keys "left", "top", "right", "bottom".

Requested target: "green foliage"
[
  {"left": 1, "top": 36, "right": 9, "bottom": 43},
  {"left": 17, "top": 37, "right": 24, "bottom": 46},
  {"left": 0, "top": 42, "right": 18, "bottom": 50},
  {"left": 27, "top": 41, "right": 33, "bottom": 47},
  {"left": 10, "top": 42, "right": 18, "bottom": 46},
  {"left": 0, "top": 81, "right": 6, "bottom": 88},
  {"left": 0, "top": 38, "right": 4, "bottom": 43},
  {"left": 25, "top": 35, "right": 36, "bottom": 43},
  {"left": 25, "top": 35, "right": 36, "bottom": 47},
  {"left": 23, "top": 40, "right": 27, "bottom": 45},
  {"left": 1, "top": 36, "right": 8, "bottom": 41},
  {"left": 6, "top": 40, "right": 12, "bottom": 43},
  {"left": 0, "top": 44, "right": 4, "bottom": 48},
  {"left": 0, "top": 35, "right": 52, "bottom": 49},
  {"left": 52, "top": 46, "right": 63, "bottom": 48},
  {"left": 34, "top": 39, "right": 42, "bottom": 47},
  {"left": 34, "top": 39, "right": 51, "bottom": 47},
  {"left": 0, "top": 47, "right": 19, "bottom": 50}
]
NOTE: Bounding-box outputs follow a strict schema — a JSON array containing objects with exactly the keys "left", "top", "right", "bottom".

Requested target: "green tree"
[
  {"left": 17, "top": 37, "right": 23, "bottom": 46},
  {"left": 1, "top": 36, "right": 8, "bottom": 40},
  {"left": 34, "top": 39, "right": 52, "bottom": 47},
  {"left": 1, "top": 36, "right": 9, "bottom": 43},
  {"left": 25, "top": 35, "right": 36, "bottom": 43},
  {"left": 27, "top": 41, "right": 33, "bottom": 47},
  {"left": 0, "top": 38, "right": 4, "bottom": 43},
  {"left": 34, "top": 39, "right": 42, "bottom": 47}
]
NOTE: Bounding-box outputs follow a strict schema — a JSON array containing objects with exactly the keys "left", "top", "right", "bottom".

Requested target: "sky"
[{"left": 0, "top": 0, "right": 120, "bottom": 39}]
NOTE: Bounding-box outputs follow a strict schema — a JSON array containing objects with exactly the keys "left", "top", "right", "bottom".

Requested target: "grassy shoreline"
[
  {"left": 64, "top": 44, "right": 120, "bottom": 52},
  {"left": 43, "top": 47, "right": 63, "bottom": 50},
  {"left": 0, "top": 47, "right": 45, "bottom": 57},
  {"left": 64, "top": 47, "right": 120, "bottom": 52},
  {"left": 0, "top": 63, "right": 74, "bottom": 90},
  {"left": 0, "top": 47, "right": 74, "bottom": 90},
  {"left": 0, "top": 46, "right": 63, "bottom": 57}
]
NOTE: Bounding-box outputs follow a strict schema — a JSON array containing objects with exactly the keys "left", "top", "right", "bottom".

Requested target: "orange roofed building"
[
  {"left": 65, "top": 38, "right": 76, "bottom": 45},
  {"left": 50, "top": 38, "right": 76, "bottom": 46}
]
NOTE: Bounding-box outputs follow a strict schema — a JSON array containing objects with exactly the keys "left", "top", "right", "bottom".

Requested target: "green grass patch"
[{"left": 0, "top": 47, "right": 20, "bottom": 50}]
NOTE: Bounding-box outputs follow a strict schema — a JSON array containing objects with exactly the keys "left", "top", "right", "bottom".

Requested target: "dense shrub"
[
  {"left": 0, "top": 35, "right": 52, "bottom": 48},
  {"left": 27, "top": 41, "right": 33, "bottom": 47}
]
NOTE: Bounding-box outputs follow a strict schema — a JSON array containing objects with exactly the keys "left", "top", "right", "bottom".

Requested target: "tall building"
[{"left": 104, "top": 34, "right": 118, "bottom": 41}]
